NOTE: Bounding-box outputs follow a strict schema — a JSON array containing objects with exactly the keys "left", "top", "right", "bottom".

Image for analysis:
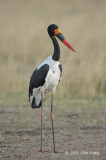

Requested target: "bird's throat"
[{"left": 49, "top": 34, "right": 60, "bottom": 61}]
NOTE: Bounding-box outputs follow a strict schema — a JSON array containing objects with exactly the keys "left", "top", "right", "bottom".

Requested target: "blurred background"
[{"left": 0, "top": 0, "right": 106, "bottom": 105}]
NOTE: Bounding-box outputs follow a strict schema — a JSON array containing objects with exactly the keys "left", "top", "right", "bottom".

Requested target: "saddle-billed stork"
[{"left": 29, "top": 24, "right": 76, "bottom": 152}]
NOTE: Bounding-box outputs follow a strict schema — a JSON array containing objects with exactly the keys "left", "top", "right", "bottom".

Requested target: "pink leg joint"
[
  {"left": 51, "top": 112, "right": 54, "bottom": 120},
  {"left": 41, "top": 111, "right": 43, "bottom": 119}
]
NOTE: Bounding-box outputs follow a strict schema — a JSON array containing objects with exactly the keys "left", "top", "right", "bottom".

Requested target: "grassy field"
[{"left": 0, "top": 0, "right": 106, "bottom": 105}]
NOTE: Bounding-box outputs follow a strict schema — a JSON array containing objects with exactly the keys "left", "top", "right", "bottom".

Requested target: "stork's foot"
[
  {"left": 53, "top": 150, "right": 57, "bottom": 153},
  {"left": 39, "top": 148, "right": 43, "bottom": 152}
]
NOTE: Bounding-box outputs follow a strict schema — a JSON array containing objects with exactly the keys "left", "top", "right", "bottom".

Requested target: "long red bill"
[{"left": 63, "top": 39, "right": 76, "bottom": 52}]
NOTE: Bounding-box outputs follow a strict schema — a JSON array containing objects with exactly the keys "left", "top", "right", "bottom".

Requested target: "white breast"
[{"left": 40, "top": 56, "right": 61, "bottom": 94}]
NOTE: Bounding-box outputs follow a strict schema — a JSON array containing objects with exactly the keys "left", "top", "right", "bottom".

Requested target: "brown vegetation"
[{"left": 0, "top": 0, "right": 106, "bottom": 104}]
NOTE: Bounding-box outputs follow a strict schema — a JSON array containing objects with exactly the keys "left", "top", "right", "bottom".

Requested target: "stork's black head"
[
  {"left": 48, "top": 24, "right": 59, "bottom": 36},
  {"left": 47, "top": 24, "right": 76, "bottom": 52}
]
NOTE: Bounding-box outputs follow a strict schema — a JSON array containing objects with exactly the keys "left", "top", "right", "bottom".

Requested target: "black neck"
[{"left": 49, "top": 33, "right": 60, "bottom": 61}]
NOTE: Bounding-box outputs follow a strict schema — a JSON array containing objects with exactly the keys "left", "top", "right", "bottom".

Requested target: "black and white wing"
[{"left": 29, "top": 64, "right": 49, "bottom": 99}]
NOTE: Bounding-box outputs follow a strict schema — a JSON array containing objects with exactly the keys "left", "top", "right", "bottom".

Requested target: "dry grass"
[{"left": 0, "top": 0, "right": 106, "bottom": 104}]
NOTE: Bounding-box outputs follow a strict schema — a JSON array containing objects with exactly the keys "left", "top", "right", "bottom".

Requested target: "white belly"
[{"left": 43, "top": 65, "right": 61, "bottom": 94}]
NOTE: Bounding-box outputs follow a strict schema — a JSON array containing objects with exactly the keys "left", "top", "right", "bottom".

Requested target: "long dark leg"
[
  {"left": 51, "top": 95, "right": 57, "bottom": 153},
  {"left": 40, "top": 94, "right": 43, "bottom": 152}
]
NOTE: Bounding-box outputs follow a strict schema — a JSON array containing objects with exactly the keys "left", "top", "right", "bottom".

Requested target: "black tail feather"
[{"left": 31, "top": 97, "right": 42, "bottom": 109}]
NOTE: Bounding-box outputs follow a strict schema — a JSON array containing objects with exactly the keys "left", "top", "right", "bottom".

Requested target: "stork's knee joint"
[
  {"left": 41, "top": 111, "right": 43, "bottom": 119},
  {"left": 51, "top": 112, "right": 54, "bottom": 120}
]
